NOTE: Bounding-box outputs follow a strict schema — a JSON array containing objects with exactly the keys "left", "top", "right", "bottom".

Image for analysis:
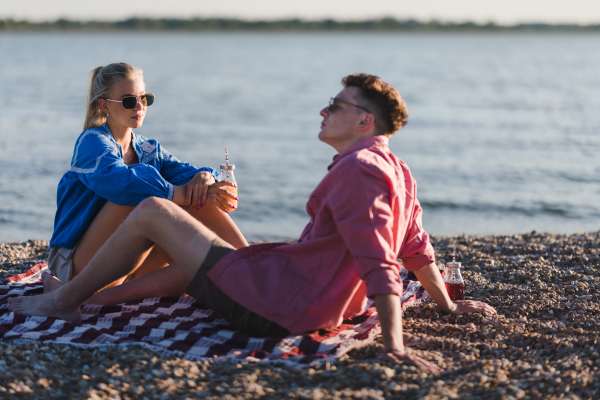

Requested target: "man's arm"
[
  {"left": 413, "top": 262, "right": 455, "bottom": 312},
  {"left": 374, "top": 293, "right": 442, "bottom": 373},
  {"left": 414, "top": 262, "right": 497, "bottom": 315}
]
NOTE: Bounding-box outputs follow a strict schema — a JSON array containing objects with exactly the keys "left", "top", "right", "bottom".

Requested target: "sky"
[{"left": 1, "top": 0, "right": 600, "bottom": 25}]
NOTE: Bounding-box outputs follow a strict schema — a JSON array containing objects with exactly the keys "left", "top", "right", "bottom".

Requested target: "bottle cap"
[
  {"left": 220, "top": 164, "right": 235, "bottom": 170},
  {"left": 446, "top": 261, "right": 461, "bottom": 268}
]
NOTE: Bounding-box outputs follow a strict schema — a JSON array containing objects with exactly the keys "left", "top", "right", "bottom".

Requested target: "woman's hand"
[
  {"left": 453, "top": 300, "right": 497, "bottom": 315},
  {"left": 381, "top": 350, "right": 443, "bottom": 374},
  {"left": 201, "top": 181, "right": 238, "bottom": 213},
  {"left": 184, "top": 171, "right": 215, "bottom": 208}
]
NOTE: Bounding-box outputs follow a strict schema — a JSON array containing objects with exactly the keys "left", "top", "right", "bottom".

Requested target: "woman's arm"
[
  {"left": 155, "top": 144, "right": 219, "bottom": 186},
  {"left": 172, "top": 186, "right": 188, "bottom": 206},
  {"left": 74, "top": 131, "right": 176, "bottom": 205}
]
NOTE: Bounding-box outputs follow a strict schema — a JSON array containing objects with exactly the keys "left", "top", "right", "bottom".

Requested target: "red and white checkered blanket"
[{"left": 0, "top": 264, "right": 428, "bottom": 366}]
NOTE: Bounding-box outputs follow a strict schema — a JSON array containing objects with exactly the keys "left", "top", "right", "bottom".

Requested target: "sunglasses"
[
  {"left": 105, "top": 93, "right": 155, "bottom": 109},
  {"left": 328, "top": 97, "right": 371, "bottom": 114}
]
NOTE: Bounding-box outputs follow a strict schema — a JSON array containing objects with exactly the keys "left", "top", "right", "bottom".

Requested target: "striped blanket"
[{"left": 0, "top": 264, "right": 428, "bottom": 366}]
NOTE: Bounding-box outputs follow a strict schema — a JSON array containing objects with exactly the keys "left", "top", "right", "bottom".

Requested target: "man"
[{"left": 9, "top": 74, "right": 495, "bottom": 373}]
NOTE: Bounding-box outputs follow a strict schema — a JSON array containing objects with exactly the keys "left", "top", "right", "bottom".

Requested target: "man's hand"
[
  {"left": 381, "top": 351, "right": 442, "bottom": 374},
  {"left": 374, "top": 293, "right": 443, "bottom": 374},
  {"left": 414, "top": 263, "right": 496, "bottom": 315},
  {"left": 453, "top": 300, "right": 497, "bottom": 315},
  {"left": 184, "top": 171, "right": 215, "bottom": 208}
]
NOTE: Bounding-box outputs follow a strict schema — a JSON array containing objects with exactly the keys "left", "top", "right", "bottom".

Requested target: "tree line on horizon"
[{"left": 1, "top": 17, "right": 599, "bottom": 32}]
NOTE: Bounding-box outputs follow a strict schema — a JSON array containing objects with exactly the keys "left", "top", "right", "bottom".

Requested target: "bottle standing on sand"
[
  {"left": 444, "top": 260, "right": 465, "bottom": 301},
  {"left": 219, "top": 148, "right": 237, "bottom": 212}
]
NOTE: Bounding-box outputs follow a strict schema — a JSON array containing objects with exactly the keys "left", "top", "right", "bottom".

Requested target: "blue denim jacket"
[{"left": 50, "top": 124, "right": 219, "bottom": 249}]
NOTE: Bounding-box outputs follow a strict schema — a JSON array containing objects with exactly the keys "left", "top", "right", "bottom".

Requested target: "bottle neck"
[{"left": 445, "top": 264, "right": 464, "bottom": 284}]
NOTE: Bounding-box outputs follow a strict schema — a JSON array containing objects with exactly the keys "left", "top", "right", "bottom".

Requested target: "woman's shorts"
[
  {"left": 47, "top": 245, "right": 76, "bottom": 283},
  {"left": 47, "top": 244, "right": 134, "bottom": 284},
  {"left": 185, "top": 237, "right": 290, "bottom": 338}
]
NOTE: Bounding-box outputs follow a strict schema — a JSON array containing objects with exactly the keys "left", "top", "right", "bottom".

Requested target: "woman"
[{"left": 48, "top": 62, "right": 245, "bottom": 288}]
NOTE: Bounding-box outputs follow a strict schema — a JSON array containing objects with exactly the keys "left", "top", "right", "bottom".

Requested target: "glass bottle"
[
  {"left": 444, "top": 260, "right": 465, "bottom": 301},
  {"left": 219, "top": 148, "right": 237, "bottom": 212}
]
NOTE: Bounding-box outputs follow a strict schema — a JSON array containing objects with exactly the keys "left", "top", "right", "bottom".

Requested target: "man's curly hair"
[{"left": 342, "top": 73, "right": 408, "bottom": 135}]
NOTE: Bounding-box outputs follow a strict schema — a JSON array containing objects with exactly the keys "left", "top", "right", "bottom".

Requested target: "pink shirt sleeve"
[
  {"left": 328, "top": 158, "right": 404, "bottom": 299},
  {"left": 398, "top": 198, "right": 436, "bottom": 271}
]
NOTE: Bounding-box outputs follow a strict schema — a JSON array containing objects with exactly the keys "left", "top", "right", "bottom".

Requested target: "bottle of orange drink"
[{"left": 219, "top": 148, "right": 237, "bottom": 212}]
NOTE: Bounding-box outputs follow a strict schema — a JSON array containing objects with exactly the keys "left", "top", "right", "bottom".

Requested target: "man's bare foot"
[
  {"left": 7, "top": 291, "right": 82, "bottom": 321},
  {"left": 43, "top": 271, "right": 65, "bottom": 294}
]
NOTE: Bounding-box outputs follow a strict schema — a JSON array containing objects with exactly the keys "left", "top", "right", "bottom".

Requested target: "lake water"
[{"left": 1, "top": 32, "right": 600, "bottom": 243}]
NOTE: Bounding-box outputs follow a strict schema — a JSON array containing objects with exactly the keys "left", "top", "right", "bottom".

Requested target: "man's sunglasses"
[
  {"left": 328, "top": 97, "right": 371, "bottom": 114},
  {"left": 105, "top": 94, "right": 155, "bottom": 109}
]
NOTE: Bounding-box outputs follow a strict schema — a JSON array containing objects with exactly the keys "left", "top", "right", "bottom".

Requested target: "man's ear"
[{"left": 358, "top": 113, "right": 376, "bottom": 132}]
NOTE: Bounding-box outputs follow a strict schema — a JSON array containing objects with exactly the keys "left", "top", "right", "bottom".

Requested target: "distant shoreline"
[{"left": 2, "top": 17, "right": 600, "bottom": 33}]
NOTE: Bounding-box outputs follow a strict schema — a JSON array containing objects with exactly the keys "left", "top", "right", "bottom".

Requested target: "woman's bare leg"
[
  {"left": 187, "top": 205, "right": 248, "bottom": 249},
  {"left": 72, "top": 201, "right": 137, "bottom": 284},
  {"left": 83, "top": 264, "right": 190, "bottom": 306},
  {"left": 72, "top": 202, "right": 171, "bottom": 285}
]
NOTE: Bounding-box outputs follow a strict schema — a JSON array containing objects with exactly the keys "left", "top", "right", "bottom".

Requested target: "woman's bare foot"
[
  {"left": 43, "top": 271, "right": 65, "bottom": 294},
  {"left": 7, "top": 291, "right": 82, "bottom": 321}
]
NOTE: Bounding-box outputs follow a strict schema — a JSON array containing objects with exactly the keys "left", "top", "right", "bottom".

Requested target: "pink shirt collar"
[{"left": 328, "top": 136, "right": 390, "bottom": 170}]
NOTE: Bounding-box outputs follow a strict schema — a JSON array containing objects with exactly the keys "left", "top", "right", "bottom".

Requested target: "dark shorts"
[{"left": 185, "top": 237, "right": 290, "bottom": 338}]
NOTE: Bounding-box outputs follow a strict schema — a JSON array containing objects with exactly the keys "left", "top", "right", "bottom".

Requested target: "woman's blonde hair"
[{"left": 84, "top": 62, "right": 143, "bottom": 130}]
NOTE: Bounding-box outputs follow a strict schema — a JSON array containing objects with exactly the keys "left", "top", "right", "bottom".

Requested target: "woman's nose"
[{"left": 134, "top": 99, "right": 144, "bottom": 110}]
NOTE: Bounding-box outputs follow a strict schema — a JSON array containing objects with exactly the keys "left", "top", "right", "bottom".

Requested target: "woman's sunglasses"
[{"left": 105, "top": 93, "right": 155, "bottom": 109}]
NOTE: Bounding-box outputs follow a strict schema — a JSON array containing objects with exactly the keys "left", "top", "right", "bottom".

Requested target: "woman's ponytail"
[{"left": 83, "top": 66, "right": 105, "bottom": 130}]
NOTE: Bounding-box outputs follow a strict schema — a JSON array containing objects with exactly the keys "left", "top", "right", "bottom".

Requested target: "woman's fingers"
[
  {"left": 193, "top": 185, "right": 202, "bottom": 208},
  {"left": 201, "top": 184, "right": 209, "bottom": 207},
  {"left": 214, "top": 194, "right": 236, "bottom": 211},
  {"left": 207, "top": 193, "right": 232, "bottom": 212},
  {"left": 196, "top": 182, "right": 237, "bottom": 212},
  {"left": 185, "top": 183, "right": 193, "bottom": 207},
  {"left": 185, "top": 172, "right": 216, "bottom": 209},
  {"left": 217, "top": 189, "right": 237, "bottom": 201},
  {"left": 208, "top": 185, "right": 238, "bottom": 201}
]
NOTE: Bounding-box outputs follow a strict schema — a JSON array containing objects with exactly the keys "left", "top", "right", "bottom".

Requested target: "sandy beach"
[{"left": 1, "top": 232, "right": 599, "bottom": 399}]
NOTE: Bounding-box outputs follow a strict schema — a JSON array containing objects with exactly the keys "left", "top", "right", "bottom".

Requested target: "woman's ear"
[{"left": 98, "top": 99, "right": 109, "bottom": 115}]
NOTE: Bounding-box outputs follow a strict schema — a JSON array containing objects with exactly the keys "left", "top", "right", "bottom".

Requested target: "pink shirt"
[{"left": 208, "top": 136, "right": 435, "bottom": 334}]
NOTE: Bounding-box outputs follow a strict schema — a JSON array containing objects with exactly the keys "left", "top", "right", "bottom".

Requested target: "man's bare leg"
[
  {"left": 131, "top": 205, "right": 247, "bottom": 279},
  {"left": 70, "top": 200, "right": 247, "bottom": 284},
  {"left": 8, "top": 197, "right": 217, "bottom": 320}
]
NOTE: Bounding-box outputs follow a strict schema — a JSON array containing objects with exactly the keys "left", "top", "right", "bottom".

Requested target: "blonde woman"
[{"left": 47, "top": 62, "right": 244, "bottom": 290}]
